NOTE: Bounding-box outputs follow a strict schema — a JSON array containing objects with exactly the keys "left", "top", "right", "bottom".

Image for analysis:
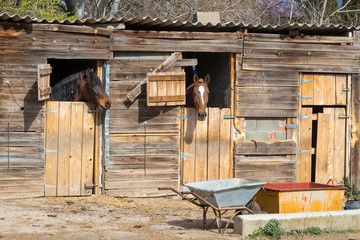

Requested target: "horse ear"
[
  {"left": 193, "top": 74, "right": 199, "bottom": 83},
  {"left": 205, "top": 74, "right": 210, "bottom": 84},
  {"left": 85, "top": 68, "right": 91, "bottom": 78}
]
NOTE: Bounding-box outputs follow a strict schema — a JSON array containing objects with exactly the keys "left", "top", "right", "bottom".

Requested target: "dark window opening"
[
  {"left": 183, "top": 52, "right": 230, "bottom": 108},
  {"left": 47, "top": 59, "right": 98, "bottom": 86}
]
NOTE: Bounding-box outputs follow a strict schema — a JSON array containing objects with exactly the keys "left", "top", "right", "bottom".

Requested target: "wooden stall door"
[
  {"left": 315, "top": 108, "right": 346, "bottom": 184},
  {"left": 299, "top": 73, "right": 348, "bottom": 184},
  {"left": 182, "top": 107, "right": 232, "bottom": 185},
  {"left": 45, "top": 101, "right": 96, "bottom": 197}
]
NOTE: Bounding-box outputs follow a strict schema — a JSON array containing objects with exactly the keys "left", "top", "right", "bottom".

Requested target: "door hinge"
[
  {"left": 285, "top": 124, "right": 298, "bottom": 129},
  {"left": 182, "top": 114, "right": 195, "bottom": 120},
  {"left": 84, "top": 183, "right": 97, "bottom": 189},
  {"left": 338, "top": 114, "right": 349, "bottom": 119},
  {"left": 300, "top": 78, "right": 312, "bottom": 84},
  {"left": 223, "top": 115, "right": 235, "bottom": 120},
  {"left": 45, "top": 149, "right": 57, "bottom": 154},
  {"left": 181, "top": 152, "right": 194, "bottom": 159},
  {"left": 342, "top": 87, "right": 350, "bottom": 92},
  {"left": 298, "top": 148, "right": 311, "bottom": 154},
  {"left": 88, "top": 109, "right": 101, "bottom": 113},
  {"left": 299, "top": 114, "right": 312, "bottom": 120},
  {"left": 45, "top": 185, "right": 56, "bottom": 189},
  {"left": 300, "top": 95, "right": 312, "bottom": 101},
  {"left": 45, "top": 109, "right": 57, "bottom": 114}
]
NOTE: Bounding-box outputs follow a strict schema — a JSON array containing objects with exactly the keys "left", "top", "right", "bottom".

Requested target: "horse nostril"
[{"left": 106, "top": 101, "right": 111, "bottom": 108}]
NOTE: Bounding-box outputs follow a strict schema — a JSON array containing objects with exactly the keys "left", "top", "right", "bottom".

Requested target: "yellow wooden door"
[
  {"left": 315, "top": 108, "right": 346, "bottom": 184},
  {"left": 181, "top": 107, "right": 232, "bottom": 185},
  {"left": 45, "top": 101, "right": 96, "bottom": 197}
]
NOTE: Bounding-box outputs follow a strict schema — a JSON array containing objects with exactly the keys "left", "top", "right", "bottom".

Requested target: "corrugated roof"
[{"left": 1, "top": 12, "right": 359, "bottom": 35}]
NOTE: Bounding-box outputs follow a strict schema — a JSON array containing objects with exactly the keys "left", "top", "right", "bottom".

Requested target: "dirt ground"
[{"left": 1, "top": 195, "right": 360, "bottom": 240}]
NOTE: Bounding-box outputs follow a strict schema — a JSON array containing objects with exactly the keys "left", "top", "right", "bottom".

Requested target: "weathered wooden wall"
[
  {"left": 234, "top": 33, "right": 359, "bottom": 183},
  {"left": 105, "top": 30, "right": 242, "bottom": 197},
  {"left": 106, "top": 57, "right": 180, "bottom": 197},
  {"left": 0, "top": 22, "right": 110, "bottom": 198}
]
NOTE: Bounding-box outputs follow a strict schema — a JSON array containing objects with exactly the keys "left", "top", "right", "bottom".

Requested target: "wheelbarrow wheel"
[
  {"left": 246, "top": 200, "right": 261, "bottom": 214},
  {"left": 237, "top": 200, "right": 261, "bottom": 215}
]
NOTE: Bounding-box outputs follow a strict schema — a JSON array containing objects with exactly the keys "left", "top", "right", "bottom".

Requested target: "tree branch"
[{"left": 323, "top": 0, "right": 352, "bottom": 23}]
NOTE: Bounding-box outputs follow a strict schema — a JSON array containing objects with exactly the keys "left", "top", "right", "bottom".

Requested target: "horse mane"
[{"left": 50, "top": 71, "right": 82, "bottom": 101}]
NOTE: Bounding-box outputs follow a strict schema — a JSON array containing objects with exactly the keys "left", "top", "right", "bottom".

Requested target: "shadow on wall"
[{"left": 23, "top": 81, "right": 43, "bottom": 131}]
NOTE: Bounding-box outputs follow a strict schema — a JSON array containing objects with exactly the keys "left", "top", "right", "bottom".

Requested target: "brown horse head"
[
  {"left": 193, "top": 74, "right": 210, "bottom": 121},
  {"left": 80, "top": 68, "right": 111, "bottom": 111}
]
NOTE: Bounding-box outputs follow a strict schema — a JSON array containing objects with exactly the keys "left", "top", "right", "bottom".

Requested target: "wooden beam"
[{"left": 126, "top": 52, "right": 182, "bottom": 102}]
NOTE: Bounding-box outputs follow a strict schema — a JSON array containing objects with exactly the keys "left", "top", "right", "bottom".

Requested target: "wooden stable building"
[{"left": 1, "top": 12, "right": 360, "bottom": 198}]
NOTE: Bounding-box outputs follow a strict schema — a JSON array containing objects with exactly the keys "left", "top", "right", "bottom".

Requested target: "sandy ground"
[{"left": 0, "top": 195, "right": 360, "bottom": 240}]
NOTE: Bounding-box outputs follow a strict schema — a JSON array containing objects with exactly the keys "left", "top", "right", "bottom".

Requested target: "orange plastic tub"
[{"left": 256, "top": 182, "right": 346, "bottom": 213}]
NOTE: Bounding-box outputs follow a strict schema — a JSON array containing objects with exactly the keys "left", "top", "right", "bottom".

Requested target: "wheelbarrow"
[{"left": 159, "top": 178, "right": 266, "bottom": 233}]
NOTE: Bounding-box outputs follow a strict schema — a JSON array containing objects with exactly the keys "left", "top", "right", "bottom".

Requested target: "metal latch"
[
  {"left": 285, "top": 124, "right": 298, "bottom": 129},
  {"left": 342, "top": 87, "right": 350, "bottom": 92},
  {"left": 338, "top": 114, "right": 349, "bottom": 119},
  {"left": 299, "top": 114, "right": 312, "bottom": 120}
]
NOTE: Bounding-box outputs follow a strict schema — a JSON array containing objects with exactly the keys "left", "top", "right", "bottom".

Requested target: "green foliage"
[
  {"left": 344, "top": 177, "right": 360, "bottom": 200},
  {"left": 249, "top": 219, "right": 283, "bottom": 240},
  {"left": 301, "top": 226, "right": 323, "bottom": 235},
  {"left": 0, "top": 0, "right": 77, "bottom": 21}
]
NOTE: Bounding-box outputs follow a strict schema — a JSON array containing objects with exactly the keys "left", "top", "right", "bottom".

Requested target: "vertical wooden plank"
[
  {"left": 334, "top": 108, "right": 346, "bottom": 184},
  {"left": 68, "top": 102, "right": 84, "bottom": 196},
  {"left": 316, "top": 112, "right": 330, "bottom": 184},
  {"left": 324, "top": 108, "right": 335, "bottom": 181},
  {"left": 195, "top": 108, "right": 208, "bottom": 182},
  {"left": 219, "top": 108, "right": 231, "bottom": 179},
  {"left": 313, "top": 74, "right": 326, "bottom": 105},
  {"left": 335, "top": 74, "right": 347, "bottom": 105},
  {"left": 207, "top": 108, "right": 220, "bottom": 180},
  {"left": 182, "top": 108, "right": 197, "bottom": 184},
  {"left": 351, "top": 73, "right": 360, "bottom": 187},
  {"left": 57, "top": 102, "right": 72, "bottom": 196},
  {"left": 166, "top": 73, "right": 175, "bottom": 105},
  {"left": 298, "top": 108, "right": 312, "bottom": 182},
  {"left": 45, "top": 101, "right": 59, "bottom": 197},
  {"left": 147, "top": 74, "right": 156, "bottom": 106},
  {"left": 301, "top": 73, "right": 314, "bottom": 105},
  {"left": 81, "top": 103, "right": 95, "bottom": 196},
  {"left": 324, "top": 75, "right": 336, "bottom": 105}
]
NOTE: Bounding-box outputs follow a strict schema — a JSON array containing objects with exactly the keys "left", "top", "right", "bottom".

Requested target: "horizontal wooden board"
[
  {"left": 235, "top": 140, "right": 297, "bottom": 155},
  {"left": 243, "top": 48, "right": 360, "bottom": 60},
  {"left": 111, "top": 31, "right": 242, "bottom": 53},
  {"left": 244, "top": 33, "right": 354, "bottom": 44},
  {"left": 244, "top": 40, "right": 360, "bottom": 52},
  {"left": 234, "top": 156, "right": 296, "bottom": 182}
]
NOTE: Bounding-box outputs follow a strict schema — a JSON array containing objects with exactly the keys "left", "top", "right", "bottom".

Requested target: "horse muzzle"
[{"left": 198, "top": 112, "right": 207, "bottom": 121}]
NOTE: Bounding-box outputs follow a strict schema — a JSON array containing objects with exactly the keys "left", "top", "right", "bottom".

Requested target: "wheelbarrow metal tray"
[{"left": 184, "top": 178, "right": 266, "bottom": 208}]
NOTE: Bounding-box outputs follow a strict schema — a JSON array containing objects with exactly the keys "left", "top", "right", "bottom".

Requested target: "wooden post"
[{"left": 350, "top": 31, "right": 360, "bottom": 186}]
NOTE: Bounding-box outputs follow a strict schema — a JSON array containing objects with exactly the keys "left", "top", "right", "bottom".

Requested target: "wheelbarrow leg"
[
  {"left": 212, "top": 209, "right": 222, "bottom": 233},
  {"left": 202, "top": 206, "right": 209, "bottom": 230}
]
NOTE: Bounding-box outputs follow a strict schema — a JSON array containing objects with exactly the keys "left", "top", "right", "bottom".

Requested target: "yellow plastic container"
[{"left": 256, "top": 182, "right": 346, "bottom": 213}]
